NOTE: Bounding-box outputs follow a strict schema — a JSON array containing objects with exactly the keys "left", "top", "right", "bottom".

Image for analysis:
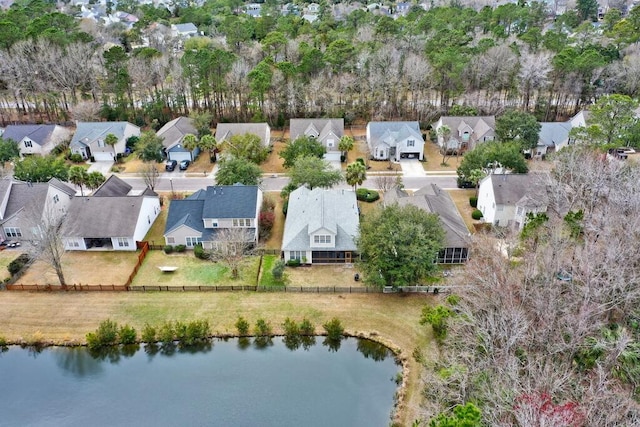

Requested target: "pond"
[{"left": 0, "top": 337, "right": 400, "bottom": 427}]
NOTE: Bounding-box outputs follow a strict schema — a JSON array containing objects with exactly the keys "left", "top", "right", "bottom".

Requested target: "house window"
[
  {"left": 497, "top": 205, "right": 504, "bottom": 212},
  {"left": 407, "top": 140, "right": 415, "bottom": 147},
  {"left": 314, "top": 235, "right": 331, "bottom": 244},
  {"left": 290, "top": 251, "right": 304, "bottom": 260},
  {"left": 185, "top": 237, "right": 202, "bottom": 247},
  {"left": 167, "top": 237, "right": 175, "bottom": 244},
  {"left": 24, "top": 140, "right": 33, "bottom": 148},
  {"left": 69, "top": 240, "right": 80, "bottom": 248},
  {"left": 212, "top": 220, "right": 218, "bottom": 227},
  {"left": 232, "top": 218, "right": 251, "bottom": 227},
  {"left": 117, "top": 237, "right": 130, "bottom": 247},
  {"left": 53, "top": 194, "right": 59, "bottom": 204},
  {"left": 516, "top": 206, "right": 523, "bottom": 216},
  {"left": 4, "top": 227, "right": 22, "bottom": 238},
  {"left": 327, "top": 139, "right": 334, "bottom": 148},
  {"left": 98, "top": 139, "right": 105, "bottom": 147}
]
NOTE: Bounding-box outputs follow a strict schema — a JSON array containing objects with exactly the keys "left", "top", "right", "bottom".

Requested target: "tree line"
[{"left": 1, "top": 0, "right": 640, "bottom": 127}]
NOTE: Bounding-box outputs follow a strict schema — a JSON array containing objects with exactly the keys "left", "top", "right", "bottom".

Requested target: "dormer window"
[
  {"left": 314, "top": 235, "right": 331, "bottom": 244},
  {"left": 407, "top": 140, "right": 415, "bottom": 147},
  {"left": 24, "top": 140, "right": 33, "bottom": 148}
]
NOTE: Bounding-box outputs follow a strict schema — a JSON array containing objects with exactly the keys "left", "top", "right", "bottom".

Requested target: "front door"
[{"left": 345, "top": 252, "right": 351, "bottom": 263}]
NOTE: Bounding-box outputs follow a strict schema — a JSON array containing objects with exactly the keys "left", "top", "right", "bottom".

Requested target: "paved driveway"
[
  {"left": 87, "top": 161, "right": 114, "bottom": 175},
  {"left": 400, "top": 159, "right": 425, "bottom": 177}
]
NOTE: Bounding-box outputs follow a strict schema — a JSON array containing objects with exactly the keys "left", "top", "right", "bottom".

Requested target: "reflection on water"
[{"left": 0, "top": 337, "right": 399, "bottom": 427}]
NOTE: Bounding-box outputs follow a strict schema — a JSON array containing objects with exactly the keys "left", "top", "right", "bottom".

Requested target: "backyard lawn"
[
  {"left": 130, "top": 251, "right": 261, "bottom": 287},
  {"left": 143, "top": 205, "right": 168, "bottom": 246},
  {"left": 18, "top": 252, "right": 139, "bottom": 286},
  {"left": 446, "top": 189, "right": 477, "bottom": 232}
]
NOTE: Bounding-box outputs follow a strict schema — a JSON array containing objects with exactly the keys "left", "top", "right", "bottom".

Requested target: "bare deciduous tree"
[
  {"left": 207, "top": 228, "right": 256, "bottom": 279},
  {"left": 141, "top": 162, "right": 160, "bottom": 191}
]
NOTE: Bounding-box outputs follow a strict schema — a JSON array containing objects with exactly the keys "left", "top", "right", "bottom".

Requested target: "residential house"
[
  {"left": 536, "top": 121, "right": 573, "bottom": 157},
  {"left": 366, "top": 121, "right": 424, "bottom": 161},
  {"left": 214, "top": 123, "right": 271, "bottom": 157},
  {"left": 431, "top": 116, "right": 496, "bottom": 152},
  {"left": 0, "top": 178, "right": 75, "bottom": 243},
  {"left": 245, "top": 3, "right": 262, "bottom": 17},
  {"left": 171, "top": 23, "right": 198, "bottom": 38},
  {"left": 164, "top": 185, "right": 262, "bottom": 249},
  {"left": 477, "top": 173, "right": 548, "bottom": 229},
  {"left": 156, "top": 117, "right": 200, "bottom": 162},
  {"left": 384, "top": 184, "right": 471, "bottom": 263},
  {"left": 2, "top": 124, "right": 71, "bottom": 157},
  {"left": 70, "top": 121, "right": 140, "bottom": 161},
  {"left": 303, "top": 3, "right": 320, "bottom": 22},
  {"left": 289, "top": 118, "right": 344, "bottom": 153},
  {"left": 63, "top": 175, "right": 160, "bottom": 251},
  {"left": 282, "top": 187, "right": 358, "bottom": 264}
]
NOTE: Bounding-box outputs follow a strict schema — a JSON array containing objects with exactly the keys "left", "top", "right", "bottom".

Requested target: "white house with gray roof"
[
  {"left": 384, "top": 184, "right": 471, "bottom": 264},
  {"left": 366, "top": 121, "right": 424, "bottom": 161},
  {"left": 171, "top": 23, "right": 198, "bottom": 38},
  {"left": 282, "top": 187, "right": 359, "bottom": 264},
  {"left": 63, "top": 176, "right": 160, "bottom": 251},
  {"left": 290, "top": 118, "right": 344, "bottom": 152},
  {"left": 0, "top": 178, "right": 75, "bottom": 244},
  {"left": 477, "top": 173, "right": 548, "bottom": 229},
  {"left": 70, "top": 121, "right": 140, "bottom": 161},
  {"left": 2, "top": 124, "right": 72, "bottom": 157},
  {"left": 431, "top": 116, "right": 496, "bottom": 152},
  {"left": 156, "top": 117, "right": 200, "bottom": 162},
  {"left": 164, "top": 185, "right": 262, "bottom": 249}
]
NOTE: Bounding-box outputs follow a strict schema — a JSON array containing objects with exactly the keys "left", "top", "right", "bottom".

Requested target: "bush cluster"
[
  {"left": 155, "top": 320, "right": 211, "bottom": 346},
  {"left": 68, "top": 153, "right": 84, "bottom": 163},
  {"left": 254, "top": 318, "right": 273, "bottom": 336},
  {"left": 235, "top": 317, "right": 250, "bottom": 336},
  {"left": 163, "top": 245, "right": 174, "bottom": 254},
  {"left": 174, "top": 244, "right": 186, "bottom": 253},
  {"left": 323, "top": 318, "right": 345, "bottom": 340},
  {"left": 356, "top": 188, "right": 380, "bottom": 203},
  {"left": 271, "top": 259, "right": 286, "bottom": 280},
  {"left": 86, "top": 319, "right": 123, "bottom": 350},
  {"left": 471, "top": 209, "right": 483, "bottom": 220},
  {"left": 286, "top": 259, "right": 301, "bottom": 267},
  {"left": 0, "top": 335, "right": 7, "bottom": 348},
  {"left": 8, "top": 253, "right": 31, "bottom": 276},
  {"left": 469, "top": 196, "right": 478, "bottom": 208},
  {"left": 194, "top": 243, "right": 208, "bottom": 260}
]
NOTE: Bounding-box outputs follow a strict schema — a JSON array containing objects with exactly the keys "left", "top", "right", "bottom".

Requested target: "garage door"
[
  {"left": 93, "top": 152, "right": 114, "bottom": 161},
  {"left": 168, "top": 151, "right": 191, "bottom": 162}
]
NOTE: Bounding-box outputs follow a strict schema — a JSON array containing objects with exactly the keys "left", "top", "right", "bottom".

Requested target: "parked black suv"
[{"left": 165, "top": 160, "right": 177, "bottom": 171}]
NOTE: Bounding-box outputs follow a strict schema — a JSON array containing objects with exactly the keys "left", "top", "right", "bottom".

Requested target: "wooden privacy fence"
[
  {"left": 124, "top": 241, "right": 150, "bottom": 288},
  {"left": 128, "top": 285, "right": 383, "bottom": 293},
  {"left": 6, "top": 284, "right": 127, "bottom": 291}
]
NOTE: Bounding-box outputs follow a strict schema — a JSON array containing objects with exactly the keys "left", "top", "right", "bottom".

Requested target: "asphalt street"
[{"left": 119, "top": 173, "right": 458, "bottom": 193}]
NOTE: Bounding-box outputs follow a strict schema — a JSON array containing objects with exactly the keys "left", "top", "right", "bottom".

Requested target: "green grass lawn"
[
  {"left": 259, "top": 255, "right": 286, "bottom": 286},
  {"left": 130, "top": 251, "right": 261, "bottom": 287},
  {"left": 144, "top": 205, "right": 168, "bottom": 246}
]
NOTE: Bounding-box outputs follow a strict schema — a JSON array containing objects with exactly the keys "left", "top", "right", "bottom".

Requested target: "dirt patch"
[
  {"left": 18, "top": 252, "right": 140, "bottom": 286},
  {"left": 262, "top": 192, "right": 284, "bottom": 250},
  {"left": 262, "top": 139, "right": 287, "bottom": 174}
]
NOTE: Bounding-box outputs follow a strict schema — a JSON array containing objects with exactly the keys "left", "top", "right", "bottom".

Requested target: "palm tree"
[
  {"left": 182, "top": 133, "right": 198, "bottom": 158},
  {"left": 68, "top": 165, "right": 89, "bottom": 196},
  {"left": 199, "top": 134, "right": 218, "bottom": 162},
  {"left": 104, "top": 133, "right": 119, "bottom": 160},
  {"left": 338, "top": 136, "right": 355, "bottom": 162},
  {"left": 86, "top": 172, "right": 106, "bottom": 193},
  {"left": 345, "top": 161, "right": 366, "bottom": 190}
]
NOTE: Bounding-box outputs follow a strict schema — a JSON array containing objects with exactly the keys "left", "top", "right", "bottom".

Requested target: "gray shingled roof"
[
  {"left": 164, "top": 199, "right": 205, "bottom": 234},
  {"left": 65, "top": 196, "right": 144, "bottom": 238},
  {"left": 156, "top": 117, "right": 197, "bottom": 149},
  {"left": 214, "top": 123, "right": 270, "bottom": 146},
  {"left": 1, "top": 178, "right": 75, "bottom": 221},
  {"left": 367, "top": 121, "right": 421, "bottom": 147},
  {"left": 538, "top": 122, "right": 572, "bottom": 147},
  {"left": 92, "top": 175, "right": 132, "bottom": 197},
  {"left": 384, "top": 184, "right": 471, "bottom": 249},
  {"left": 164, "top": 185, "right": 259, "bottom": 235},
  {"left": 289, "top": 119, "right": 344, "bottom": 141},
  {"left": 487, "top": 174, "right": 548, "bottom": 206},
  {"left": 202, "top": 185, "right": 258, "bottom": 218},
  {"left": 70, "top": 122, "right": 136, "bottom": 148},
  {"left": 2, "top": 125, "right": 57, "bottom": 146},
  {"left": 282, "top": 187, "right": 359, "bottom": 252}
]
